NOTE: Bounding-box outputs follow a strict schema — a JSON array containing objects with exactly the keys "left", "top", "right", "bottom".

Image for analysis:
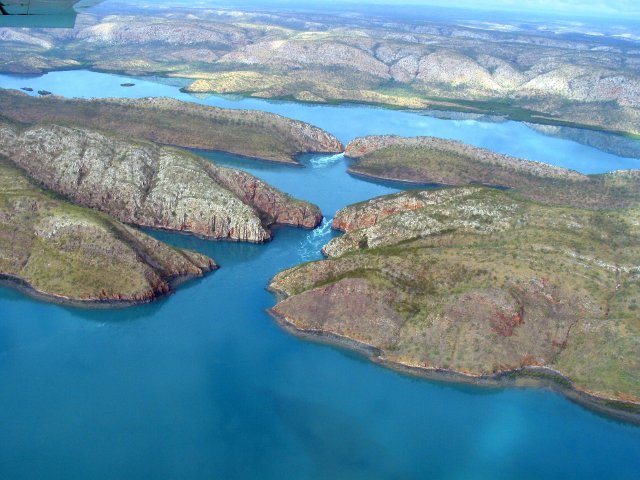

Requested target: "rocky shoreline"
[
  {"left": 0, "top": 266, "right": 216, "bottom": 309},
  {"left": 0, "top": 99, "right": 331, "bottom": 307},
  {"left": 268, "top": 186, "right": 640, "bottom": 422},
  {"left": 0, "top": 120, "right": 323, "bottom": 243},
  {"left": 0, "top": 155, "right": 221, "bottom": 306},
  {"left": 0, "top": 89, "right": 344, "bottom": 164},
  {"left": 267, "top": 304, "right": 640, "bottom": 424}
]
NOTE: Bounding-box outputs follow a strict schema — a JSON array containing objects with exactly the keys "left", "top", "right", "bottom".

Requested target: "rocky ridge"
[
  {"left": 0, "top": 90, "right": 343, "bottom": 164},
  {"left": 0, "top": 157, "right": 216, "bottom": 305},
  {"left": 0, "top": 120, "right": 322, "bottom": 242},
  {"left": 346, "top": 135, "right": 585, "bottom": 181},
  {"left": 325, "top": 187, "right": 516, "bottom": 256},
  {"left": 345, "top": 135, "right": 640, "bottom": 209},
  {"left": 269, "top": 187, "right": 640, "bottom": 417}
]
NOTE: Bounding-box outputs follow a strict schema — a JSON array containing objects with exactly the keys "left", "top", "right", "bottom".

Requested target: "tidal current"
[{"left": 0, "top": 70, "right": 639, "bottom": 479}]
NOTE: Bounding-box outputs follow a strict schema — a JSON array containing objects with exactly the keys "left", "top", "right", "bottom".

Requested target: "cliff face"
[
  {"left": 0, "top": 90, "right": 344, "bottom": 164},
  {"left": 270, "top": 187, "right": 640, "bottom": 407},
  {"left": 0, "top": 121, "right": 322, "bottom": 242},
  {"left": 0, "top": 157, "right": 215, "bottom": 304},
  {"left": 326, "top": 187, "right": 507, "bottom": 256},
  {"left": 206, "top": 165, "right": 322, "bottom": 228},
  {"left": 324, "top": 187, "right": 524, "bottom": 257},
  {"left": 345, "top": 135, "right": 640, "bottom": 209}
]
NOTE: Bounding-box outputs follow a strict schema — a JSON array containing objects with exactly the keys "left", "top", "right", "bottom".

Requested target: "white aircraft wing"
[{"left": 0, "top": 1, "right": 103, "bottom": 27}]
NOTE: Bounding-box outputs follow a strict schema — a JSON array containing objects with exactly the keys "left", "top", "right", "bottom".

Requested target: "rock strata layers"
[
  {"left": 0, "top": 120, "right": 322, "bottom": 242},
  {"left": 0, "top": 157, "right": 215, "bottom": 305},
  {"left": 270, "top": 187, "right": 640, "bottom": 416}
]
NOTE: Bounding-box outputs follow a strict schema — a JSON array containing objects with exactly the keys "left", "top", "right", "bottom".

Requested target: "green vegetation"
[
  {"left": 0, "top": 89, "right": 342, "bottom": 164},
  {"left": 0, "top": 157, "right": 214, "bottom": 303},
  {"left": 270, "top": 187, "right": 640, "bottom": 405},
  {"left": 346, "top": 136, "right": 640, "bottom": 209}
]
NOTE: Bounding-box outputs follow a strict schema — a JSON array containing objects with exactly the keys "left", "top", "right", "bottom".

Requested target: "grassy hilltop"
[
  {"left": 270, "top": 187, "right": 640, "bottom": 415},
  {"left": 0, "top": 157, "right": 215, "bottom": 304}
]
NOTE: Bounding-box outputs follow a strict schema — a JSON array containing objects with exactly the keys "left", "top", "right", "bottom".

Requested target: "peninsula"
[
  {"left": 0, "top": 156, "right": 215, "bottom": 306},
  {"left": 0, "top": 118, "right": 323, "bottom": 243},
  {"left": 0, "top": 89, "right": 343, "bottom": 164},
  {"left": 271, "top": 134, "right": 640, "bottom": 418},
  {"left": 345, "top": 135, "right": 640, "bottom": 209},
  {"left": 269, "top": 186, "right": 640, "bottom": 420}
]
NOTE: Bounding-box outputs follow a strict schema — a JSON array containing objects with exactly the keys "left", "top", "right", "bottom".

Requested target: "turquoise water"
[
  {"left": 0, "top": 71, "right": 639, "bottom": 479},
  {"left": 2, "top": 70, "right": 640, "bottom": 174}
]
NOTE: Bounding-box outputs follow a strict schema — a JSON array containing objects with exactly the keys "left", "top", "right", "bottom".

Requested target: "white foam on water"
[
  {"left": 297, "top": 217, "right": 333, "bottom": 261},
  {"left": 307, "top": 153, "right": 345, "bottom": 169}
]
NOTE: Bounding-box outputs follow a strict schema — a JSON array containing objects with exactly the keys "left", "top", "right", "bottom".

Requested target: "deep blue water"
[{"left": 0, "top": 71, "right": 639, "bottom": 479}]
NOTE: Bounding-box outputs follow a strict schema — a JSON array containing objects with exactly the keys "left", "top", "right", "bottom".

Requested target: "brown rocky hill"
[
  {"left": 0, "top": 90, "right": 343, "bottom": 164},
  {"left": 270, "top": 187, "right": 640, "bottom": 419},
  {"left": 0, "top": 157, "right": 215, "bottom": 305},
  {"left": 0, "top": 120, "right": 322, "bottom": 242}
]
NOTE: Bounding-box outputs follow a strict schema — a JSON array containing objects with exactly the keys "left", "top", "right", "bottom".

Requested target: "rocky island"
[
  {"left": 0, "top": 89, "right": 343, "bottom": 164},
  {"left": 0, "top": 119, "right": 322, "bottom": 243},
  {"left": 0, "top": 156, "right": 215, "bottom": 306},
  {"left": 269, "top": 186, "right": 640, "bottom": 420},
  {"left": 345, "top": 135, "right": 640, "bottom": 208}
]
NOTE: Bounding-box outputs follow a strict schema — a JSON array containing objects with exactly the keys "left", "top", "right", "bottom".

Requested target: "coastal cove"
[{"left": 0, "top": 70, "right": 639, "bottom": 479}]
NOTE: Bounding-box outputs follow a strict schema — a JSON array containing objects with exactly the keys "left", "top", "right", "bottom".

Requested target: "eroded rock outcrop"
[
  {"left": 0, "top": 157, "right": 215, "bottom": 305},
  {"left": 0, "top": 121, "right": 322, "bottom": 242},
  {"left": 207, "top": 166, "right": 322, "bottom": 228},
  {"left": 269, "top": 187, "right": 640, "bottom": 414}
]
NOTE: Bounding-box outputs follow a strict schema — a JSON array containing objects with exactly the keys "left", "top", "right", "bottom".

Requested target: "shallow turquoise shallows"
[{"left": 0, "top": 71, "right": 639, "bottom": 480}]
